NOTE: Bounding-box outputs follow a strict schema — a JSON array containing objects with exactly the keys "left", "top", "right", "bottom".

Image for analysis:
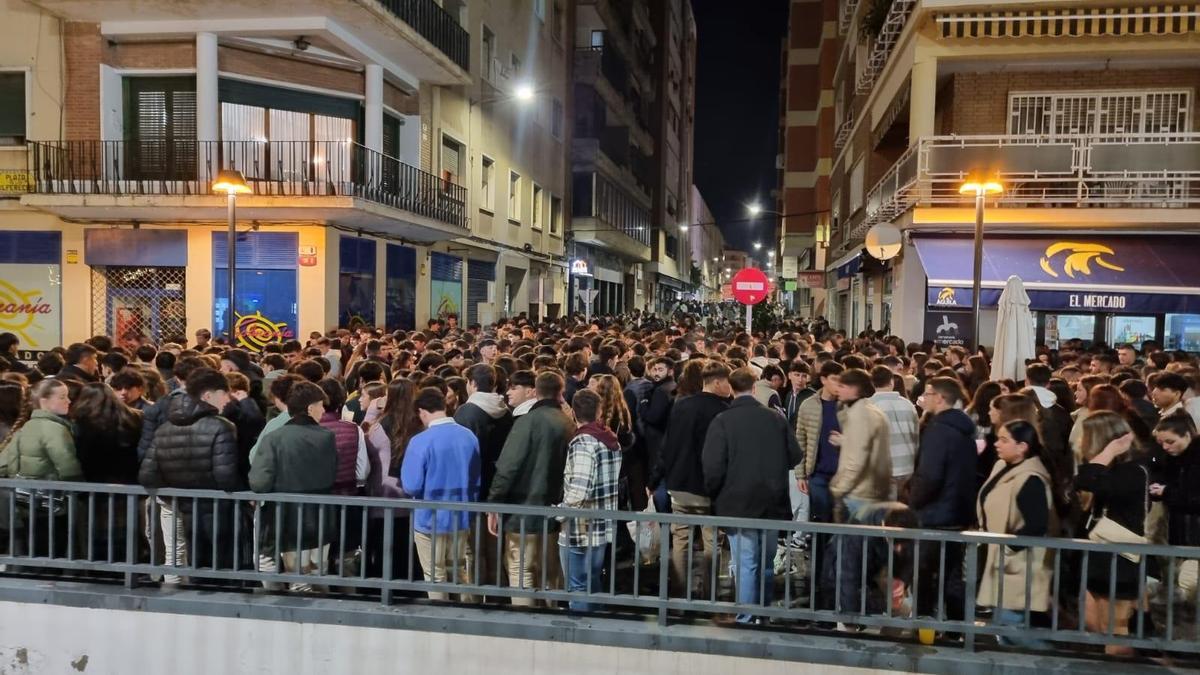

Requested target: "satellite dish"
[{"left": 865, "top": 223, "right": 902, "bottom": 261}]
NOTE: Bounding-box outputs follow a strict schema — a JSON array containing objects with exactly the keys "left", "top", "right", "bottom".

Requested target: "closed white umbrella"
[{"left": 991, "top": 275, "right": 1036, "bottom": 382}]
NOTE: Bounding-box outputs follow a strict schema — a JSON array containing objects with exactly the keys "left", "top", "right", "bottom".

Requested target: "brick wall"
[
  {"left": 64, "top": 23, "right": 102, "bottom": 140},
  {"left": 106, "top": 41, "right": 194, "bottom": 69},
  {"left": 384, "top": 83, "right": 418, "bottom": 115},
  {"left": 948, "top": 68, "right": 1200, "bottom": 134}
]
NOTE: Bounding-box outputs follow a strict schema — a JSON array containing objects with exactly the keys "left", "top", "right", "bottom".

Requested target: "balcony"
[
  {"left": 21, "top": 140, "right": 468, "bottom": 240},
  {"left": 574, "top": 51, "right": 652, "bottom": 148},
  {"left": 842, "top": 132, "right": 1200, "bottom": 245},
  {"left": 571, "top": 171, "right": 652, "bottom": 262},
  {"left": 31, "top": 0, "right": 469, "bottom": 85}
]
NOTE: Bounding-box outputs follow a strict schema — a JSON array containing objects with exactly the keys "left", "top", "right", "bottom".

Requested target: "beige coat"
[
  {"left": 976, "top": 457, "right": 1058, "bottom": 612},
  {"left": 795, "top": 394, "right": 826, "bottom": 478},
  {"left": 829, "top": 398, "right": 892, "bottom": 501}
]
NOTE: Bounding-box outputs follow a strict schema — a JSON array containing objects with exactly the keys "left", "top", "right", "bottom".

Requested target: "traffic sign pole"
[
  {"left": 745, "top": 303, "right": 751, "bottom": 336},
  {"left": 730, "top": 267, "right": 771, "bottom": 335}
]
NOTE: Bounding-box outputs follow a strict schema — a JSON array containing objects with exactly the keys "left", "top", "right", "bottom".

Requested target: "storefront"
[
  {"left": 86, "top": 229, "right": 188, "bottom": 342},
  {"left": 0, "top": 231, "right": 62, "bottom": 362},
  {"left": 912, "top": 235, "right": 1200, "bottom": 350},
  {"left": 212, "top": 232, "right": 299, "bottom": 346}
]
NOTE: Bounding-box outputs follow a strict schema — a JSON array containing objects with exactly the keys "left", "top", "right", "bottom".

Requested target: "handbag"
[{"left": 1086, "top": 465, "right": 1149, "bottom": 564}]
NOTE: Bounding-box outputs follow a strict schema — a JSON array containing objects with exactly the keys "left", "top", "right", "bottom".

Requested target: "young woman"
[
  {"left": 1074, "top": 411, "right": 1152, "bottom": 656},
  {"left": 363, "top": 378, "right": 422, "bottom": 583},
  {"left": 588, "top": 374, "right": 634, "bottom": 451},
  {"left": 70, "top": 382, "right": 142, "bottom": 484},
  {"left": 1, "top": 379, "right": 81, "bottom": 481},
  {"left": 977, "top": 420, "right": 1059, "bottom": 650},
  {"left": 1150, "top": 414, "right": 1200, "bottom": 603}
]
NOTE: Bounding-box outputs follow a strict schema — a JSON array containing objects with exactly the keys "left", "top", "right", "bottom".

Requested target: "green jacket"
[
  {"left": 1, "top": 411, "right": 84, "bottom": 481},
  {"left": 249, "top": 415, "right": 337, "bottom": 553},
  {"left": 487, "top": 399, "right": 573, "bottom": 532}
]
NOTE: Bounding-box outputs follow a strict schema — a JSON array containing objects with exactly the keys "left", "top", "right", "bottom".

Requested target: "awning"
[
  {"left": 656, "top": 273, "right": 686, "bottom": 290},
  {"left": 915, "top": 235, "right": 1200, "bottom": 314}
]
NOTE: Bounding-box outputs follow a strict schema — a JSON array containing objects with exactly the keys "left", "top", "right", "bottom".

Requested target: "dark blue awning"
[{"left": 916, "top": 235, "right": 1200, "bottom": 314}]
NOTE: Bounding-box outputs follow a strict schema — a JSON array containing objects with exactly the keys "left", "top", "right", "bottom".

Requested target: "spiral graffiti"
[{"left": 233, "top": 311, "right": 289, "bottom": 352}]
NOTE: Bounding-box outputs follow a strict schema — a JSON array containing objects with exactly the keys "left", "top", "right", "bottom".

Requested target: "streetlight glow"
[
  {"left": 678, "top": 224, "right": 689, "bottom": 233},
  {"left": 959, "top": 180, "right": 1004, "bottom": 196},
  {"left": 514, "top": 83, "right": 535, "bottom": 102},
  {"left": 747, "top": 203, "right": 762, "bottom": 216},
  {"left": 212, "top": 170, "right": 251, "bottom": 195},
  {"left": 752, "top": 241, "right": 762, "bottom": 250}
]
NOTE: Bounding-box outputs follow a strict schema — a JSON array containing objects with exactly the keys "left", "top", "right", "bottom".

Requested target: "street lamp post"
[
  {"left": 958, "top": 179, "right": 1003, "bottom": 352},
  {"left": 213, "top": 170, "right": 251, "bottom": 342}
]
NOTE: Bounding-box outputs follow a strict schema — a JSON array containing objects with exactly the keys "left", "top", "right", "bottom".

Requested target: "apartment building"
[
  {"left": 569, "top": 0, "right": 697, "bottom": 317},
  {"left": 645, "top": 0, "right": 698, "bottom": 313},
  {"left": 785, "top": 0, "right": 1200, "bottom": 348},
  {"left": 1, "top": 0, "right": 571, "bottom": 352},
  {"left": 688, "top": 184, "right": 724, "bottom": 301}
]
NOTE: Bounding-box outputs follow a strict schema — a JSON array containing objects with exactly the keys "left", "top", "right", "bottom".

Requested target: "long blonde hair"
[{"left": 1079, "top": 410, "right": 1132, "bottom": 464}]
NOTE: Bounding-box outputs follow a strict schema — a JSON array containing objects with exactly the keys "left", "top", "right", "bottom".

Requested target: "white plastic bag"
[{"left": 627, "top": 500, "right": 661, "bottom": 566}]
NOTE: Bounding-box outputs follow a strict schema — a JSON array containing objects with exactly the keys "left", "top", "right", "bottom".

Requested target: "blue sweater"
[{"left": 399, "top": 419, "right": 481, "bottom": 534}]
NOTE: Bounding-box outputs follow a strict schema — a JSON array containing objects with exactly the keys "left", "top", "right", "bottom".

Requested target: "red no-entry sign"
[{"left": 731, "top": 268, "right": 770, "bottom": 305}]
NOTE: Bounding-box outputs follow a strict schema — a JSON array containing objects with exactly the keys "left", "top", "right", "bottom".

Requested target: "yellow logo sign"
[
  {"left": 233, "top": 311, "right": 291, "bottom": 352},
  {"left": 0, "top": 279, "right": 53, "bottom": 346},
  {"left": 1039, "top": 242, "right": 1124, "bottom": 279},
  {"left": 935, "top": 287, "right": 957, "bottom": 306}
]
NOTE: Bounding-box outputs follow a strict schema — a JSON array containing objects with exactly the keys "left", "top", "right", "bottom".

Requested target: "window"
[
  {"left": 591, "top": 30, "right": 605, "bottom": 48},
  {"left": 482, "top": 27, "right": 496, "bottom": 83},
  {"left": 126, "top": 77, "right": 197, "bottom": 180},
  {"left": 0, "top": 72, "right": 26, "bottom": 145},
  {"left": 550, "top": 195, "right": 563, "bottom": 235},
  {"left": 508, "top": 170, "right": 522, "bottom": 223},
  {"left": 551, "top": 98, "right": 564, "bottom": 140},
  {"left": 531, "top": 183, "right": 544, "bottom": 229},
  {"left": 1008, "top": 90, "right": 1192, "bottom": 136},
  {"left": 533, "top": 0, "right": 546, "bottom": 22},
  {"left": 849, "top": 160, "right": 864, "bottom": 214},
  {"left": 480, "top": 156, "right": 495, "bottom": 212},
  {"left": 551, "top": 1, "right": 565, "bottom": 43},
  {"left": 441, "top": 135, "right": 465, "bottom": 186}
]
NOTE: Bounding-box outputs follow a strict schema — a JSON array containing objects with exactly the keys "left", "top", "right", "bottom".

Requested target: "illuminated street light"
[
  {"left": 514, "top": 82, "right": 536, "bottom": 102},
  {"left": 753, "top": 242, "right": 762, "bottom": 250},
  {"left": 212, "top": 170, "right": 252, "bottom": 341},
  {"left": 959, "top": 177, "right": 1005, "bottom": 351}
]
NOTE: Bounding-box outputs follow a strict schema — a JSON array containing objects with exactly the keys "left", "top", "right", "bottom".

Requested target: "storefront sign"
[
  {"left": 570, "top": 259, "right": 592, "bottom": 277},
  {"left": 797, "top": 271, "right": 825, "bottom": 289},
  {"left": 298, "top": 245, "right": 318, "bottom": 267},
  {"left": 924, "top": 310, "right": 973, "bottom": 348},
  {"left": 928, "top": 286, "right": 1200, "bottom": 315},
  {"left": 0, "top": 264, "right": 62, "bottom": 355},
  {"left": 780, "top": 256, "right": 798, "bottom": 279},
  {"left": 66, "top": 250, "right": 79, "bottom": 264},
  {"left": 0, "top": 171, "right": 32, "bottom": 194}
]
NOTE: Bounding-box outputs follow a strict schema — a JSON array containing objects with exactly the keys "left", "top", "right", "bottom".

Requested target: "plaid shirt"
[{"left": 558, "top": 425, "right": 623, "bottom": 548}]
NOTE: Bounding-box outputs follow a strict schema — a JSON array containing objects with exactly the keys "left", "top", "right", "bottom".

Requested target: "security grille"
[
  {"left": 91, "top": 266, "right": 188, "bottom": 342},
  {"left": 1008, "top": 90, "right": 1192, "bottom": 136}
]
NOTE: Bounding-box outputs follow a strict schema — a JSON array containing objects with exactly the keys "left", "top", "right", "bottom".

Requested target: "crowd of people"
[{"left": 1, "top": 315, "right": 1200, "bottom": 649}]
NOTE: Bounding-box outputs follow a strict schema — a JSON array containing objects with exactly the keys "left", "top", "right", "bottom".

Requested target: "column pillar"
[
  {"left": 908, "top": 55, "right": 937, "bottom": 145},
  {"left": 364, "top": 64, "right": 384, "bottom": 152},
  {"left": 196, "top": 32, "right": 219, "bottom": 184}
]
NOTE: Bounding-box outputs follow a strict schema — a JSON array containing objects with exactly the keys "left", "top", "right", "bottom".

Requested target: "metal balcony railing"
[
  {"left": 376, "top": 0, "right": 470, "bottom": 72},
  {"left": 842, "top": 132, "right": 1200, "bottom": 245},
  {"left": 25, "top": 140, "right": 467, "bottom": 229}
]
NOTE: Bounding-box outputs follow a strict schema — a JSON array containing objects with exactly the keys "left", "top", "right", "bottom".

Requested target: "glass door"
[{"left": 1107, "top": 315, "right": 1157, "bottom": 347}]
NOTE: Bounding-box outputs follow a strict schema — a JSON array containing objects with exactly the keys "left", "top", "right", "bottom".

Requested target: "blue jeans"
[
  {"left": 994, "top": 609, "right": 1050, "bottom": 650},
  {"left": 808, "top": 475, "right": 833, "bottom": 523},
  {"left": 652, "top": 481, "right": 671, "bottom": 514},
  {"left": 729, "top": 529, "right": 778, "bottom": 623},
  {"left": 560, "top": 544, "right": 608, "bottom": 612}
]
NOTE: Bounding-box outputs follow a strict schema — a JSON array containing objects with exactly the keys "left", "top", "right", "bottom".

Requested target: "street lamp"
[
  {"left": 747, "top": 202, "right": 763, "bottom": 216},
  {"left": 959, "top": 178, "right": 1004, "bottom": 351},
  {"left": 678, "top": 224, "right": 689, "bottom": 233},
  {"left": 213, "top": 169, "right": 251, "bottom": 342},
  {"left": 513, "top": 82, "right": 535, "bottom": 103},
  {"left": 752, "top": 241, "right": 762, "bottom": 251}
]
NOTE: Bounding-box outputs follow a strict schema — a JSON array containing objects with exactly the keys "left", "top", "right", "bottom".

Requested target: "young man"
[
  {"left": 139, "top": 368, "right": 243, "bottom": 583},
  {"left": 57, "top": 343, "right": 100, "bottom": 383},
  {"left": 249, "top": 381, "right": 338, "bottom": 590},
  {"left": 830, "top": 368, "right": 892, "bottom": 523},
  {"left": 639, "top": 357, "right": 677, "bottom": 512},
  {"left": 1151, "top": 372, "right": 1195, "bottom": 424},
  {"left": 137, "top": 356, "right": 206, "bottom": 461},
  {"left": 111, "top": 370, "right": 151, "bottom": 411},
  {"left": 702, "top": 367, "right": 802, "bottom": 624},
  {"left": 796, "top": 361, "right": 844, "bottom": 523},
  {"left": 401, "top": 387, "right": 481, "bottom": 602},
  {"left": 907, "top": 376, "right": 977, "bottom": 621},
  {"left": 249, "top": 374, "right": 303, "bottom": 465},
  {"left": 454, "top": 364, "right": 513, "bottom": 500},
  {"left": 655, "top": 360, "right": 731, "bottom": 598},
  {"left": 487, "top": 371, "right": 573, "bottom": 607},
  {"left": 562, "top": 351, "right": 589, "bottom": 405},
  {"left": 781, "top": 360, "right": 814, "bottom": 430},
  {"left": 1025, "top": 363, "right": 1073, "bottom": 462},
  {"left": 558, "top": 389, "right": 623, "bottom": 612},
  {"left": 868, "top": 365, "right": 918, "bottom": 499},
  {"left": 506, "top": 370, "right": 538, "bottom": 417}
]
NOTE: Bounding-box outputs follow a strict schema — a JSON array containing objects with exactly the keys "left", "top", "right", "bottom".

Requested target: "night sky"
[{"left": 692, "top": 0, "right": 790, "bottom": 259}]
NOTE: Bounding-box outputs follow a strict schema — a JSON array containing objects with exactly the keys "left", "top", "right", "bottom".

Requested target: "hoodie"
[
  {"left": 1029, "top": 386, "right": 1057, "bottom": 409},
  {"left": 908, "top": 408, "right": 978, "bottom": 528},
  {"left": 512, "top": 398, "right": 537, "bottom": 417},
  {"left": 454, "top": 391, "right": 514, "bottom": 497},
  {"left": 558, "top": 421, "right": 623, "bottom": 548}
]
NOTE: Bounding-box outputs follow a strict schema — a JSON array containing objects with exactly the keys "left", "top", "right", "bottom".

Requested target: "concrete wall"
[{"left": 0, "top": 600, "right": 892, "bottom": 675}]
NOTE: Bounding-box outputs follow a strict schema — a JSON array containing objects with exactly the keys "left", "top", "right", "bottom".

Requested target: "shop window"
[
  {"left": 212, "top": 232, "right": 298, "bottom": 348},
  {"left": 386, "top": 244, "right": 416, "bottom": 331},
  {"left": 1165, "top": 314, "right": 1200, "bottom": 352},
  {"left": 339, "top": 237, "right": 376, "bottom": 329},
  {"left": 1108, "top": 315, "right": 1155, "bottom": 347}
]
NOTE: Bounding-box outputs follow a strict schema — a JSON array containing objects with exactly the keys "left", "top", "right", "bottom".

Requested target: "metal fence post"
[{"left": 658, "top": 515, "right": 670, "bottom": 626}]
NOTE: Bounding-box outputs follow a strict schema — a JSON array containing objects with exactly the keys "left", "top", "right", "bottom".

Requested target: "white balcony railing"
[{"left": 841, "top": 132, "right": 1200, "bottom": 246}]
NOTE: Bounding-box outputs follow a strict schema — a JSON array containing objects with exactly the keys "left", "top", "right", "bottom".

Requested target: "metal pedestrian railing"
[
  {"left": 2, "top": 478, "right": 1199, "bottom": 658},
  {"left": 24, "top": 140, "right": 468, "bottom": 229}
]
